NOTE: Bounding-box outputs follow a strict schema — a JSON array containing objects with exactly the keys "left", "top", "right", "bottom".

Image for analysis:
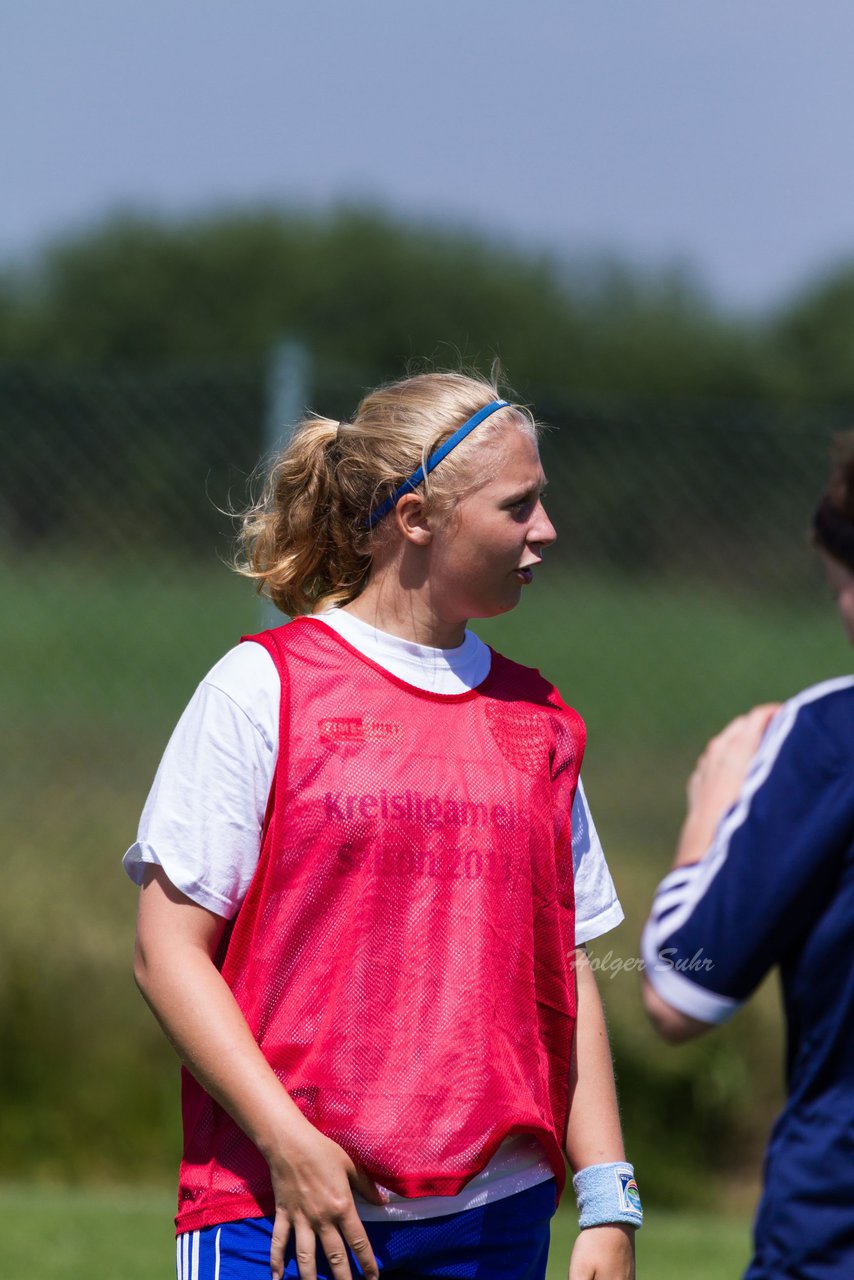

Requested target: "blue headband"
[{"left": 366, "top": 399, "right": 511, "bottom": 529}]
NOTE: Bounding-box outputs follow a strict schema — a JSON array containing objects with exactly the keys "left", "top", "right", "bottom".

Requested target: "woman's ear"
[{"left": 394, "top": 494, "right": 433, "bottom": 546}]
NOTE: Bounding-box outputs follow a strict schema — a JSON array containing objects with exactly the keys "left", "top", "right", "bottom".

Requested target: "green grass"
[
  {"left": 548, "top": 1202, "right": 753, "bottom": 1279},
  {"left": 0, "top": 1184, "right": 177, "bottom": 1280},
  {"left": 0, "top": 1183, "right": 752, "bottom": 1280},
  {"left": 1, "top": 553, "right": 847, "bottom": 1191}
]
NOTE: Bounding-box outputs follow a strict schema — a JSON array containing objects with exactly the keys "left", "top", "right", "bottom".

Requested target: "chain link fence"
[{"left": 2, "top": 349, "right": 851, "bottom": 1192}]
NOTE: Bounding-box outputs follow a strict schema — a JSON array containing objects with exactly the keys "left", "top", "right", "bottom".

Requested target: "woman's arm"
[
  {"left": 564, "top": 947, "right": 635, "bottom": 1280},
  {"left": 641, "top": 980, "right": 711, "bottom": 1043},
  {"left": 672, "top": 704, "right": 780, "bottom": 868},
  {"left": 642, "top": 704, "right": 780, "bottom": 1042},
  {"left": 134, "top": 865, "right": 382, "bottom": 1280}
]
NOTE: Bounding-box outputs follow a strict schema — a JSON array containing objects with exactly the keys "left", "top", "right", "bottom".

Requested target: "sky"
[{"left": 4, "top": 0, "right": 854, "bottom": 312}]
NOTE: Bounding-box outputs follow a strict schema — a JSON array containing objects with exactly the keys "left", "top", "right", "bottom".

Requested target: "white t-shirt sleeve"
[
  {"left": 571, "top": 779, "right": 624, "bottom": 945},
  {"left": 122, "top": 643, "right": 277, "bottom": 917}
]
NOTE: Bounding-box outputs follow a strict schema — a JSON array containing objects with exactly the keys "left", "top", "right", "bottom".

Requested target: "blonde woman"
[{"left": 126, "top": 372, "right": 640, "bottom": 1280}]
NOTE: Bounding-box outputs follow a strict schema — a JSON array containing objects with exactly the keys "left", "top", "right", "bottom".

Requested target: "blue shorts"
[{"left": 177, "top": 1178, "right": 556, "bottom": 1280}]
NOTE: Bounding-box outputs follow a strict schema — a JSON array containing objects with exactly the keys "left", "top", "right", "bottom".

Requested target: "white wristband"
[{"left": 573, "top": 1161, "right": 643, "bottom": 1229}]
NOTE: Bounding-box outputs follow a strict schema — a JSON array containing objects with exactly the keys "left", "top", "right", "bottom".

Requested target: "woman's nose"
[{"left": 531, "top": 502, "right": 557, "bottom": 548}]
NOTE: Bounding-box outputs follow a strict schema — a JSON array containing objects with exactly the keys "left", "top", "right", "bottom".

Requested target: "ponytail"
[{"left": 236, "top": 415, "right": 373, "bottom": 616}]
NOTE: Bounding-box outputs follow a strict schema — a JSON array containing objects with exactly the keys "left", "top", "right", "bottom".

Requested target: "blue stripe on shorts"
[{"left": 180, "top": 1178, "right": 556, "bottom": 1280}]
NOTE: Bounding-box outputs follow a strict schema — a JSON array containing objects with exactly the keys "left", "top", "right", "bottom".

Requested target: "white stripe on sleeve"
[
  {"left": 640, "top": 683, "right": 854, "bottom": 1024},
  {"left": 641, "top": 919, "right": 740, "bottom": 1023},
  {"left": 653, "top": 698, "right": 800, "bottom": 948}
]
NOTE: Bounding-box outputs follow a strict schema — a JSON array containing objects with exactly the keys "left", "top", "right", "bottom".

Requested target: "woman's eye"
[{"left": 514, "top": 496, "right": 542, "bottom": 515}]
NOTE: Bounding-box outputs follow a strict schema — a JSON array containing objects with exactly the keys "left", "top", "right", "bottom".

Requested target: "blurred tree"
[
  {"left": 768, "top": 264, "right": 854, "bottom": 402},
  {"left": 0, "top": 205, "right": 764, "bottom": 400}
]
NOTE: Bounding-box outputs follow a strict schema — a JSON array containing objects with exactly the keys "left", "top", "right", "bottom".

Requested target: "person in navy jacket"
[{"left": 641, "top": 437, "right": 854, "bottom": 1280}]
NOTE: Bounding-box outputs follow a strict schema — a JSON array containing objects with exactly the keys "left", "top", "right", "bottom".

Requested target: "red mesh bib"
[{"left": 176, "top": 619, "right": 585, "bottom": 1231}]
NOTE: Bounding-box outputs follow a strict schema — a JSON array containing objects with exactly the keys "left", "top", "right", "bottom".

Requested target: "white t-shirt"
[{"left": 125, "top": 609, "right": 624, "bottom": 1218}]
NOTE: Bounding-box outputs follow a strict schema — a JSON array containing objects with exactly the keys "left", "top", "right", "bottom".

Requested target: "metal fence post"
[{"left": 262, "top": 338, "right": 311, "bottom": 627}]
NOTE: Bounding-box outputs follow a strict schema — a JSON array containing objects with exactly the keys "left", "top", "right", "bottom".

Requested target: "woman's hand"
[
  {"left": 267, "top": 1124, "right": 385, "bottom": 1280},
  {"left": 674, "top": 703, "right": 780, "bottom": 866},
  {"left": 568, "top": 1224, "right": 635, "bottom": 1280}
]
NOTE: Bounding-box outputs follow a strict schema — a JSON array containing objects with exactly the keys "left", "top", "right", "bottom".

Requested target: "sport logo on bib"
[{"left": 318, "top": 717, "right": 402, "bottom": 744}]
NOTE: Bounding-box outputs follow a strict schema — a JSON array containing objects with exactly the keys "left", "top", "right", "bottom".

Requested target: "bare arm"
[
  {"left": 133, "top": 865, "right": 381, "bottom": 1280},
  {"left": 642, "top": 704, "right": 780, "bottom": 1043},
  {"left": 565, "top": 947, "right": 635, "bottom": 1280},
  {"left": 672, "top": 704, "right": 781, "bottom": 869},
  {"left": 641, "top": 980, "right": 711, "bottom": 1044}
]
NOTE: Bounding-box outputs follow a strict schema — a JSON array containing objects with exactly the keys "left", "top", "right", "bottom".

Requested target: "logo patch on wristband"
[{"left": 617, "top": 1171, "right": 642, "bottom": 1215}]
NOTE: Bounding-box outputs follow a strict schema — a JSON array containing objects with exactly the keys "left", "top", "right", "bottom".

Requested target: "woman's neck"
[{"left": 341, "top": 583, "right": 467, "bottom": 651}]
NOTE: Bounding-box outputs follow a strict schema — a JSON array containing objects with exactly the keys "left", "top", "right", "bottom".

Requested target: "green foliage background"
[
  {"left": 3, "top": 205, "right": 853, "bottom": 1219},
  {"left": 2, "top": 561, "right": 847, "bottom": 1203},
  {"left": 2, "top": 202, "right": 854, "bottom": 400}
]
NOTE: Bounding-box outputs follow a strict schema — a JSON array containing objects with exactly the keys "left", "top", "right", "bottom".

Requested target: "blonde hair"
[{"left": 235, "top": 370, "right": 537, "bottom": 616}]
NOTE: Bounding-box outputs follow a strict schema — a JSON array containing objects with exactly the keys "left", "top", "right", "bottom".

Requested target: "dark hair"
[{"left": 812, "top": 433, "right": 854, "bottom": 572}]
